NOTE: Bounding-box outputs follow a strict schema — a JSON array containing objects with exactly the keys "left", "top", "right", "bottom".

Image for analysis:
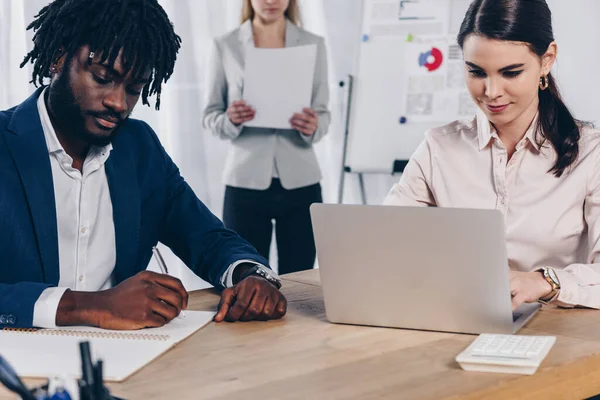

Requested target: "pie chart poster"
[{"left": 400, "top": 41, "right": 473, "bottom": 122}]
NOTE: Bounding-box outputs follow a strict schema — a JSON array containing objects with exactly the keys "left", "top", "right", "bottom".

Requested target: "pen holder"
[
  {"left": 27, "top": 377, "right": 78, "bottom": 399},
  {"left": 1, "top": 345, "right": 123, "bottom": 400},
  {"left": 26, "top": 376, "right": 124, "bottom": 400}
]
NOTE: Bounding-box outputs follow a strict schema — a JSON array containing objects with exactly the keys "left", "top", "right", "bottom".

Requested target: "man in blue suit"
[{"left": 0, "top": 0, "right": 286, "bottom": 329}]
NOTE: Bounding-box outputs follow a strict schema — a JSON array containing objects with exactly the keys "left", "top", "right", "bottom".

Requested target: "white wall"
[{"left": 548, "top": 0, "right": 600, "bottom": 124}]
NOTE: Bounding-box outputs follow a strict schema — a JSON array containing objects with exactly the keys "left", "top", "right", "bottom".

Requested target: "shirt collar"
[
  {"left": 238, "top": 18, "right": 300, "bottom": 47},
  {"left": 476, "top": 108, "right": 542, "bottom": 152},
  {"left": 476, "top": 109, "right": 495, "bottom": 151},
  {"left": 37, "top": 87, "right": 113, "bottom": 158}
]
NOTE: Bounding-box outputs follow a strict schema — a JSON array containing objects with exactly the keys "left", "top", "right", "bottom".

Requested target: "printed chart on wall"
[
  {"left": 400, "top": 38, "right": 477, "bottom": 122},
  {"left": 391, "top": 0, "right": 477, "bottom": 122}
]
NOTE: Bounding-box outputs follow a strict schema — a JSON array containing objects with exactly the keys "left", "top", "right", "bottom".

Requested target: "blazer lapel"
[
  {"left": 105, "top": 133, "right": 140, "bottom": 283},
  {"left": 4, "top": 90, "right": 60, "bottom": 284},
  {"left": 285, "top": 19, "right": 301, "bottom": 47},
  {"left": 238, "top": 19, "right": 254, "bottom": 46}
]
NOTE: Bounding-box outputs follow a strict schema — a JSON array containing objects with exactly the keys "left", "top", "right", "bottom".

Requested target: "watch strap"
[
  {"left": 239, "top": 265, "right": 282, "bottom": 289},
  {"left": 538, "top": 267, "right": 560, "bottom": 303}
]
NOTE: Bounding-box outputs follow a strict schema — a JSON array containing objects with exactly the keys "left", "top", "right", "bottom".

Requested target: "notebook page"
[
  {"left": 0, "top": 311, "right": 215, "bottom": 381},
  {"left": 44, "top": 310, "right": 216, "bottom": 343},
  {"left": 0, "top": 330, "right": 173, "bottom": 381}
]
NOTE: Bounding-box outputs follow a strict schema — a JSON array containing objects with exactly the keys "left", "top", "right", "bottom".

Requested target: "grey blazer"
[{"left": 202, "top": 20, "right": 331, "bottom": 190}]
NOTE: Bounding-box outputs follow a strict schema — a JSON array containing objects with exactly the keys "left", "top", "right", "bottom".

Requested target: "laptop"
[{"left": 310, "top": 204, "right": 541, "bottom": 335}]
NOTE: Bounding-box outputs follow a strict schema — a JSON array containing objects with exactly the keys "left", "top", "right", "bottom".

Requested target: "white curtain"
[
  {"left": 0, "top": 0, "right": 370, "bottom": 290},
  {"left": 0, "top": 0, "right": 30, "bottom": 109}
]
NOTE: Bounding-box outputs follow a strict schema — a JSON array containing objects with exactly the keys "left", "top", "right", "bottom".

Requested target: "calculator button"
[{"left": 470, "top": 335, "right": 547, "bottom": 359}]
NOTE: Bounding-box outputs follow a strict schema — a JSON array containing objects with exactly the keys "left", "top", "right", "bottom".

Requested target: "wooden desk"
[{"left": 3, "top": 269, "right": 600, "bottom": 399}]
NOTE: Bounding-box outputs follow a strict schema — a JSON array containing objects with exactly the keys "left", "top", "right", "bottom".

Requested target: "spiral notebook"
[{"left": 0, "top": 311, "right": 215, "bottom": 382}]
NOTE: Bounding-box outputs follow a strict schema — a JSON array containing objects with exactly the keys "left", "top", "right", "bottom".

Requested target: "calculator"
[{"left": 455, "top": 334, "right": 556, "bottom": 375}]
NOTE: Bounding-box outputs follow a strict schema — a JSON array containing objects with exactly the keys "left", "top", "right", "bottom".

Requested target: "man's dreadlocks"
[{"left": 20, "top": 0, "right": 181, "bottom": 110}]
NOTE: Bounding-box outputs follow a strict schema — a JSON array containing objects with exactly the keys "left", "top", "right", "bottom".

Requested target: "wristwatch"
[
  {"left": 239, "top": 265, "right": 282, "bottom": 289},
  {"left": 538, "top": 267, "right": 561, "bottom": 304}
]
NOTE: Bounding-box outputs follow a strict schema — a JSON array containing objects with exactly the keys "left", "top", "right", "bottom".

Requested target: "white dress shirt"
[
  {"left": 33, "top": 89, "right": 277, "bottom": 328},
  {"left": 32, "top": 90, "right": 116, "bottom": 328},
  {"left": 384, "top": 110, "right": 600, "bottom": 309}
]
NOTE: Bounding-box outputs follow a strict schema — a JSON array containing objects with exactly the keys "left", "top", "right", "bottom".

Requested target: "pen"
[
  {"left": 152, "top": 246, "right": 169, "bottom": 274},
  {"left": 93, "top": 360, "right": 104, "bottom": 400},
  {"left": 79, "top": 341, "right": 95, "bottom": 400},
  {"left": 152, "top": 246, "right": 186, "bottom": 318}
]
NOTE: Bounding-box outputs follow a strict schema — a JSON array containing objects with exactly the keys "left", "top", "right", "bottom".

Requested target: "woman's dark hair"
[
  {"left": 20, "top": 0, "right": 181, "bottom": 110},
  {"left": 457, "top": 0, "right": 586, "bottom": 177}
]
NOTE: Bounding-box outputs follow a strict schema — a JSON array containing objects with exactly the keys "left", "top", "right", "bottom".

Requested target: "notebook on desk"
[{"left": 0, "top": 310, "right": 215, "bottom": 382}]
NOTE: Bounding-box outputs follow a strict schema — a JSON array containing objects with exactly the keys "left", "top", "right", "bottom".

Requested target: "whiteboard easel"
[
  {"left": 338, "top": 0, "right": 474, "bottom": 204},
  {"left": 338, "top": 75, "right": 367, "bottom": 204}
]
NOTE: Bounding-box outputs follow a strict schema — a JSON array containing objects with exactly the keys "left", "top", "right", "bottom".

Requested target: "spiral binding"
[{"left": 2, "top": 328, "right": 169, "bottom": 341}]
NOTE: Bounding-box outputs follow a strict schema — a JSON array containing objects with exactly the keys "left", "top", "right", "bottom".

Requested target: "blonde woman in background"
[{"left": 203, "top": 0, "right": 330, "bottom": 275}]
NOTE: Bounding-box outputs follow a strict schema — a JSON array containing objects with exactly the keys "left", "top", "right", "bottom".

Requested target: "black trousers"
[{"left": 223, "top": 179, "right": 323, "bottom": 275}]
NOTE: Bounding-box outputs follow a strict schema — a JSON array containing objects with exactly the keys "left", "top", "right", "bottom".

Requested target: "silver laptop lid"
[{"left": 311, "top": 204, "right": 516, "bottom": 334}]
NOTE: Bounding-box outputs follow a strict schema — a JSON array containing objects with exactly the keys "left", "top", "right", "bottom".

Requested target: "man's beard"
[{"left": 47, "top": 66, "right": 122, "bottom": 147}]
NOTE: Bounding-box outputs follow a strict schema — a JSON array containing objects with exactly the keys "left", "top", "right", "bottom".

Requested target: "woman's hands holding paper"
[
  {"left": 227, "top": 100, "right": 255, "bottom": 125},
  {"left": 290, "top": 107, "right": 318, "bottom": 135}
]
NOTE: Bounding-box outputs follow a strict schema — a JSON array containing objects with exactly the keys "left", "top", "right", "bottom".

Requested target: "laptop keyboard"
[{"left": 512, "top": 313, "right": 522, "bottom": 322}]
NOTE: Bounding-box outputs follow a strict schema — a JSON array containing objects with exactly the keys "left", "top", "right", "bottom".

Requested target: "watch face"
[{"left": 547, "top": 268, "right": 559, "bottom": 286}]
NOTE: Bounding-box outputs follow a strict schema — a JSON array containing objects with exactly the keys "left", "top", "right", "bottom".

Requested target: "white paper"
[
  {"left": 400, "top": 40, "right": 475, "bottom": 122},
  {"left": 398, "top": 0, "right": 447, "bottom": 21},
  {"left": 446, "top": 61, "right": 466, "bottom": 89},
  {"left": 370, "top": 1, "right": 398, "bottom": 21},
  {"left": 363, "top": 0, "right": 449, "bottom": 38},
  {"left": 0, "top": 311, "right": 215, "bottom": 382},
  {"left": 449, "top": 0, "right": 473, "bottom": 34},
  {"left": 401, "top": 41, "right": 449, "bottom": 121},
  {"left": 458, "top": 91, "right": 478, "bottom": 116},
  {"left": 243, "top": 45, "right": 317, "bottom": 129}
]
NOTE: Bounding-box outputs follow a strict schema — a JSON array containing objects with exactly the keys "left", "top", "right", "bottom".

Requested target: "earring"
[{"left": 539, "top": 75, "right": 549, "bottom": 90}]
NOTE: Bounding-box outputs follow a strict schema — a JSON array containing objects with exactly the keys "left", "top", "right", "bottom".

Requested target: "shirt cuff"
[
  {"left": 223, "top": 115, "right": 243, "bottom": 137},
  {"left": 553, "top": 268, "right": 578, "bottom": 308},
  {"left": 32, "top": 287, "right": 69, "bottom": 328},
  {"left": 220, "top": 260, "right": 280, "bottom": 288}
]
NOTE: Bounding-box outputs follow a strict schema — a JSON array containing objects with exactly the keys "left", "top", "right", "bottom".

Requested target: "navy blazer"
[{"left": 0, "top": 90, "right": 269, "bottom": 328}]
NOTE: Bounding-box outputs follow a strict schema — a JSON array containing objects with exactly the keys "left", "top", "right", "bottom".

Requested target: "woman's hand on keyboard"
[{"left": 509, "top": 270, "right": 553, "bottom": 310}]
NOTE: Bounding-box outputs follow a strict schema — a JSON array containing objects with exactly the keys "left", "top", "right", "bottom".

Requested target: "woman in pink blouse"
[{"left": 385, "top": 0, "right": 600, "bottom": 310}]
